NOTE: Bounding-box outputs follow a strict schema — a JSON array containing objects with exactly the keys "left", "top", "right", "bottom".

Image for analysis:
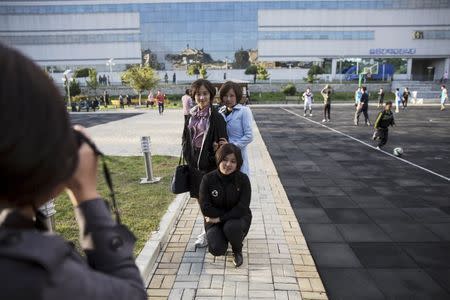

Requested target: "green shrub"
[{"left": 281, "top": 83, "right": 297, "bottom": 96}]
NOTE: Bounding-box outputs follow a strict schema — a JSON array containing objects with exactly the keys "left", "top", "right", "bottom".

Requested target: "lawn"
[
  {"left": 54, "top": 155, "right": 179, "bottom": 256},
  {"left": 251, "top": 91, "right": 396, "bottom": 103}
]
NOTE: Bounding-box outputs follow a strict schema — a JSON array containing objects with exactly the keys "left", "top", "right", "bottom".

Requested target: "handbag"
[{"left": 171, "top": 150, "right": 190, "bottom": 194}]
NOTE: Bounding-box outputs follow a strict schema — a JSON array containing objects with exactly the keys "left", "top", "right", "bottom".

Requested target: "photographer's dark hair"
[
  {"left": 0, "top": 44, "right": 78, "bottom": 205},
  {"left": 215, "top": 143, "right": 243, "bottom": 171},
  {"left": 219, "top": 81, "right": 243, "bottom": 103},
  {"left": 190, "top": 79, "right": 216, "bottom": 100}
]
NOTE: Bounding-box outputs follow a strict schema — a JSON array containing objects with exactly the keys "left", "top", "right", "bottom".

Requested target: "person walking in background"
[
  {"left": 402, "top": 87, "right": 410, "bottom": 110},
  {"left": 440, "top": 70, "right": 448, "bottom": 83},
  {"left": 119, "top": 94, "right": 124, "bottom": 109},
  {"left": 441, "top": 85, "right": 448, "bottom": 111},
  {"left": 126, "top": 94, "right": 132, "bottom": 107},
  {"left": 104, "top": 90, "right": 110, "bottom": 106},
  {"left": 147, "top": 90, "right": 154, "bottom": 108},
  {"left": 156, "top": 90, "right": 165, "bottom": 115},
  {"left": 354, "top": 87, "right": 362, "bottom": 108},
  {"left": 181, "top": 89, "right": 193, "bottom": 125},
  {"left": 354, "top": 86, "right": 370, "bottom": 126},
  {"left": 377, "top": 87, "right": 385, "bottom": 108},
  {"left": 0, "top": 44, "right": 146, "bottom": 300},
  {"left": 373, "top": 101, "right": 395, "bottom": 150},
  {"left": 199, "top": 144, "right": 252, "bottom": 268},
  {"left": 219, "top": 81, "right": 254, "bottom": 175},
  {"left": 164, "top": 73, "right": 169, "bottom": 84},
  {"left": 393, "top": 88, "right": 402, "bottom": 113},
  {"left": 302, "top": 87, "right": 314, "bottom": 117},
  {"left": 173, "top": 73, "right": 176, "bottom": 84},
  {"left": 181, "top": 79, "right": 228, "bottom": 248},
  {"left": 321, "top": 84, "right": 333, "bottom": 122}
]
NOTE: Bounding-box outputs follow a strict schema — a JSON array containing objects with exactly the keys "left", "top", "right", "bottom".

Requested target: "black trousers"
[
  {"left": 355, "top": 106, "right": 369, "bottom": 124},
  {"left": 158, "top": 103, "right": 164, "bottom": 114},
  {"left": 375, "top": 128, "right": 389, "bottom": 147},
  {"left": 323, "top": 103, "right": 331, "bottom": 120},
  {"left": 206, "top": 216, "right": 251, "bottom": 256}
]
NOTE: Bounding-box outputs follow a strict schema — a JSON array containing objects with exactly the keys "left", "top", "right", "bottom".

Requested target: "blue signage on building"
[{"left": 369, "top": 48, "right": 416, "bottom": 55}]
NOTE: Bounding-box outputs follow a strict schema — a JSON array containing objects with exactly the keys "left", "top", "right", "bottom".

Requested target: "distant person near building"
[
  {"left": 373, "top": 101, "right": 395, "bottom": 150},
  {"left": 173, "top": 73, "right": 176, "bottom": 84},
  {"left": 441, "top": 70, "right": 448, "bottom": 83},
  {"left": 119, "top": 94, "right": 124, "bottom": 109},
  {"left": 147, "top": 90, "right": 154, "bottom": 108},
  {"left": 156, "top": 90, "right": 165, "bottom": 115},
  {"left": 377, "top": 88, "right": 385, "bottom": 108},
  {"left": 164, "top": 73, "right": 169, "bottom": 84},
  {"left": 402, "top": 87, "right": 410, "bottom": 110},
  {"left": 354, "top": 86, "right": 370, "bottom": 126},
  {"left": 302, "top": 87, "right": 314, "bottom": 117},
  {"left": 393, "top": 88, "right": 402, "bottom": 113},
  {"left": 126, "top": 94, "right": 132, "bottom": 106},
  {"left": 441, "top": 85, "right": 448, "bottom": 111},
  {"left": 104, "top": 90, "right": 110, "bottom": 106},
  {"left": 182, "top": 89, "right": 193, "bottom": 125},
  {"left": 93, "top": 97, "right": 99, "bottom": 111},
  {"left": 320, "top": 84, "right": 333, "bottom": 122}
]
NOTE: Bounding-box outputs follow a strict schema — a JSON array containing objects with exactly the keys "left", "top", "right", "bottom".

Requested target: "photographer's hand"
[{"left": 66, "top": 125, "right": 100, "bottom": 205}]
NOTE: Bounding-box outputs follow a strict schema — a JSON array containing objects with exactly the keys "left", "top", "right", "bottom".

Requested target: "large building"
[{"left": 1, "top": 0, "right": 450, "bottom": 80}]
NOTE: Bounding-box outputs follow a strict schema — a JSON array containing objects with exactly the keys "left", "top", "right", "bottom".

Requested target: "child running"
[
  {"left": 302, "top": 87, "right": 314, "bottom": 117},
  {"left": 373, "top": 101, "right": 395, "bottom": 150}
]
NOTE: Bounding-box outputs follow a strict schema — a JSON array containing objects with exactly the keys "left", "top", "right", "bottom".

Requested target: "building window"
[
  {"left": 422, "top": 30, "right": 450, "bottom": 39},
  {"left": 258, "top": 31, "right": 375, "bottom": 40}
]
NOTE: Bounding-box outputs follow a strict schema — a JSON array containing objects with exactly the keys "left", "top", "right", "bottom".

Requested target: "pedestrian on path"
[
  {"left": 441, "top": 84, "right": 448, "bottom": 111},
  {"left": 373, "top": 101, "right": 395, "bottom": 149},
  {"left": 181, "top": 89, "right": 193, "bottom": 126},
  {"left": 320, "top": 84, "right": 333, "bottom": 122},
  {"left": 393, "top": 88, "right": 402, "bottom": 113},
  {"left": 147, "top": 90, "right": 154, "bottom": 108},
  {"left": 354, "top": 86, "right": 370, "bottom": 126},
  {"left": 377, "top": 87, "right": 385, "bottom": 108},
  {"left": 156, "top": 90, "right": 165, "bottom": 115},
  {"left": 119, "top": 94, "right": 124, "bottom": 109},
  {"left": 402, "top": 87, "right": 410, "bottom": 110},
  {"left": 0, "top": 45, "right": 146, "bottom": 300},
  {"left": 182, "top": 79, "right": 228, "bottom": 248},
  {"left": 199, "top": 144, "right": 252, "bottom": 267},
  {"left": 218, "top": 81, "right": 254, "bottom": 176},
  {"left": 302, "top": 87, "right": 314, "bottom": 117}
]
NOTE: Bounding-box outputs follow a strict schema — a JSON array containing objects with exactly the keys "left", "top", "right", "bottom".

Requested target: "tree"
[
  {"left": 187, "top": 63, "right": 201, "bottom": 79},
  {"left": 199, "top": 65, "right": 208, "bottom": 79},
  {"left": 86, "top": 68, "right": 99, "bottom": 97},
  {"left": 63, "top": 78, "right": 81, "bottom": 101},
  {"left": 74, "top": 68, "right": 90, "bottom": 78},
  {"left": 245, "top": 64, "right": 258, "bottom": 83},
  {"left": 121, "top": 65, "right": 159, "bottom": 106},
  {"left": 234, "top": 49, "right": 250, "bottom": 69},
  {"left": 305, "top": 65, "right": 324, "bottom": 83},
  {"left": 256, "top": 64, "right": 270, "bottom": 81},
  {"left": 281, "top": 83, "right": 297, "bottom": 96}
]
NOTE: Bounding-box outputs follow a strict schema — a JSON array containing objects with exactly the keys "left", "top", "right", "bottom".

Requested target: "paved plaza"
[
  {"left": 253, "top": 106, "right": 450, "bottom": 299},
  {"left": 72, "top": 106, "right": 450, "bottom": 299}
]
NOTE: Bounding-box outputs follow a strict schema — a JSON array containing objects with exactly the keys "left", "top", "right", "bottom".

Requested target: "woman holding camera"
[
  {"left": 182, "top": 79, "right": 228, "bottom": 248},
  {"left": 0, "top": 45, "right": 146, "bottom": 300},
  {"left": 198, "top": 144, "right": 252, "bottom": 267}
]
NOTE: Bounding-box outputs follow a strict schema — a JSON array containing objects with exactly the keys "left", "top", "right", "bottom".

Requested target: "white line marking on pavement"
[{"left": 282, "top": 108, "right": 450, "bottom": 182}]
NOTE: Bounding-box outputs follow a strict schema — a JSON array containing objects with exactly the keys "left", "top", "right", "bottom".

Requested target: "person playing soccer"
[
  {"left": 373, "top": 101, "right": 395, "bottom": 150},
  {"left": 354, "top": 86, "right": 370, "bottom": 126},
  {"left": 440, "top": 85, "right": 448, "bottom": 111},
  {"left": 302, "top": 87, "right": 314, "bottom": 117},
  {"left": 393, "top": 88, "right": 402, "bottom": 113}
]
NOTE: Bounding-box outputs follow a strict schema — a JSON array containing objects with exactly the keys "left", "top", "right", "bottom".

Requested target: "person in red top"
[{"left": 156, "top": 90, "right": 165, "bottom": 115}]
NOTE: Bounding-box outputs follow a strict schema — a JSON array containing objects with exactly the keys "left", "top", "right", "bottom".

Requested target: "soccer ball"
[{"left": 393, "top": 147, "right": 404, "bottom": 157}]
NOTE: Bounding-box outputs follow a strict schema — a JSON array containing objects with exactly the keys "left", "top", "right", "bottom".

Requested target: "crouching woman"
[{"left": 198, "top": 144, "right": 252, "bottom": 267}]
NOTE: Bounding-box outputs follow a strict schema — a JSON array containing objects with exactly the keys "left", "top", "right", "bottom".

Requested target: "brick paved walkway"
[{"left": 147, "top": 122, "right": 327, "bottom": 300}]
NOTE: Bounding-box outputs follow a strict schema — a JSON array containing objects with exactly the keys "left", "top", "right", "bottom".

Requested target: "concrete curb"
[{"left": 135, "top": 192, "right": 190, "bottom": 286}]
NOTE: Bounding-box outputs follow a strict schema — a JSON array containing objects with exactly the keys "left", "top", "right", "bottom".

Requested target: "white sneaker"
[
  {"left": 303, "top": 113, "right": 307, "bottom": 117},
  {"left": 322, "top": 119, "right": 326, "bottom": 123},
  {"left": 376, "top": 146, "right": 381, "bottom": 150},
  {"left": 327, "top": 119, "right": 331, "bottom": 122},
  {"left": 309, "top": 114, "right": 313, "bottom": 117},
  {"left": 195, "top": 232, "right": 207, "bottom": 248}
]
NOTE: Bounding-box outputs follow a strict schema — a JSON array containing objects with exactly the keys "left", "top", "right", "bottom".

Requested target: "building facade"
[{"left": 1, "top": 0, "right": 450, "bottom": 80}]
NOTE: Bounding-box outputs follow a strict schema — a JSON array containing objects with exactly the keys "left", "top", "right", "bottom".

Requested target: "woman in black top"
[{"left": 198, "top": 144, "right": 252, "bottom": 267}]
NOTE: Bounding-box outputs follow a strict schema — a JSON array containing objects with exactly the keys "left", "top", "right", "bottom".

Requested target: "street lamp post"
[
  {"left": 62, "top": 69, "right": 72, "bottom": 108},
  {"left": 106, "top": 58, "right": 115, "bottom": 85}
]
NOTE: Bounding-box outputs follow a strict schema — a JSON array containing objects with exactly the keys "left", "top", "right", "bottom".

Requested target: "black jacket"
[
  {"left": 0, "top": 199, "right": 146, "bottom": 300},
  {"left": 199, "top": 170, "right": 252, "bottom": 222},
  {"left": 182, "top": 106, "right": 228, "bottom": 172},
  {"left": 360, "top": 92, "right": 369, "bottom": 107},
  {"left": 374, "top": 110, "right": 395, "bottom": 129}
]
